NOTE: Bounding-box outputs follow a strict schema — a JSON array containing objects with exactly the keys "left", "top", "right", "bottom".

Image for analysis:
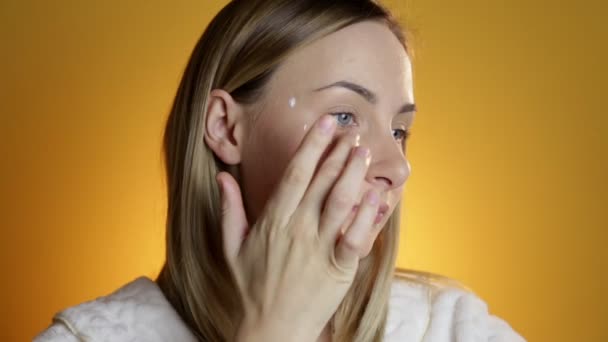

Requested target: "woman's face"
[{"left": 239, "top": 20, "right": 415, "bottom": 228}]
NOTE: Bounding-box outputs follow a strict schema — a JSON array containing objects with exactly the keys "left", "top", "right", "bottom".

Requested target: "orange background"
[{"left": 1, "top": 0, "right": 606, "bottom": 341}]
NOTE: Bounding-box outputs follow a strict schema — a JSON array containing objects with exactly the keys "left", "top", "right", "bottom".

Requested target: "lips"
[
  {"left": 352, "top": 201, "right": 390, "bottom": 224},
  {"left": 377, "top": 203, "right": 389, "bottom": 215},
  {"left": 375, "top": 202, "right": 389, "bottom": 224}
]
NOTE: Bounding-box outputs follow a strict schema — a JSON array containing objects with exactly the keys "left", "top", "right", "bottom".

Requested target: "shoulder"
[
  {"left": 34, "top": 277, "right": 197, "bottom": 342},
  {"left": 384, "top": 269, "right": 526, "bottom": 342}
]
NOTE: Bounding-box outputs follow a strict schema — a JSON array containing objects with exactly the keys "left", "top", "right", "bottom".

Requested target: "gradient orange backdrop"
[{"left": 1, "top": 1, "right": 606, "bottom": 341}]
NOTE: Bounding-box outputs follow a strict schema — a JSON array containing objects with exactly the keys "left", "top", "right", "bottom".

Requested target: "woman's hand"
[{"left": 216, "top": 115, "right": 383, "bottom": 342}]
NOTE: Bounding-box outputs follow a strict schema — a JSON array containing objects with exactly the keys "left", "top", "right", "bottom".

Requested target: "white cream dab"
[{"left": 288, "top": 96, "right": 296, "bottom": 108}]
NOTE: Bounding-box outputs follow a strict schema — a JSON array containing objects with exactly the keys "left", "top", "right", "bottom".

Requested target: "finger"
[
  {"left": 334, "top": 189, "right": 380, "bottom": 268},
  {"left": 216, "top": 171, "right": 249, "bottom": 265},
  {"left": 299, "top": 132, "right": 359, "bottom": 219},
  {"left": 319, "top": 145, "right": 371, "bottom": 243},
  {"left": 261, "top": 115, "right": 336, "bottom": 227}
]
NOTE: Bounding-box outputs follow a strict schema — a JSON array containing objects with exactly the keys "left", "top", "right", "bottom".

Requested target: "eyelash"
[{"left": 329, "top": 112, "right": 412, "bottom": 143}]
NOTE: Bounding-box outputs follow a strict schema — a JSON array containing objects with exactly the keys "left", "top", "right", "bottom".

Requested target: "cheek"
[
  {"left": 239, "top": 114, "right": 311, "bottom": 221},
  {"left": 269, "top": 122, "right": 309, "bottom": 174}
]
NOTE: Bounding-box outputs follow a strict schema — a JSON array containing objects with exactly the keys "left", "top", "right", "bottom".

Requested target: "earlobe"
[{"left": 203, "top": 89, "right": 246, "bottom": 165}]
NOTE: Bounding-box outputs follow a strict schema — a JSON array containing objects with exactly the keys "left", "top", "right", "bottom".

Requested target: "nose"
[{"left": 364, "top": 137, "right": 410, "bottom": 192}]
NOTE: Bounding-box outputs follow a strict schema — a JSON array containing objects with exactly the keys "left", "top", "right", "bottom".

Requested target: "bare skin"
[{"left": 204, "top": 21, "right": 416, "bottom": 342}]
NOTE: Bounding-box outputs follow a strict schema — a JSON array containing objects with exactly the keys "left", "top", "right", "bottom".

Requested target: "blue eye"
[
  {"left": 331, "top": 112, "right": 355, "bottom": 127},
  {"left": 330, "top": 111, "right": 411, "bottom": 145},
  {"left": 393, "top": 129, "right": 411, "bottom": 142}
]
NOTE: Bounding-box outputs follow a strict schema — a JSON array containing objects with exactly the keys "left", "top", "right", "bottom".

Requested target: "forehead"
[{"left": 267, "top": 20, "right": 414, "bottom": 106}]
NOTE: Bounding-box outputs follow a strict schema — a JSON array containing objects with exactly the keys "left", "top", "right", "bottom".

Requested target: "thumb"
[{"left": 216, "top": 171, "right": 249, "bottom": 265}]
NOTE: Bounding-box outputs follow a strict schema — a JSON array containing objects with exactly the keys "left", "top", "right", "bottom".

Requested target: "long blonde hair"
[{"left": 157, "top": 1, "right": 411, "bottom": 341}]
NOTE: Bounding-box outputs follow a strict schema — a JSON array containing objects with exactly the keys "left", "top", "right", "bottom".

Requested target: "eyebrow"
[{"left": 313, "top": 80, "right": 417, "bottom": 114}]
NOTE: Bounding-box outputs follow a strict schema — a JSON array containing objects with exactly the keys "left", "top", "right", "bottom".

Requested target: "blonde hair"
[{"left": 156, "top": 1, "right": 414, "bottom": 341}]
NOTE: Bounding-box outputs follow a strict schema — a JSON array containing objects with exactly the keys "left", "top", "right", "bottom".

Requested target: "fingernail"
[
  {"left": 319, "top": 115, "right": 335, "bottom": 134},
  {"left": 355, "top": 146, "right": 369, "bottom": 158}
]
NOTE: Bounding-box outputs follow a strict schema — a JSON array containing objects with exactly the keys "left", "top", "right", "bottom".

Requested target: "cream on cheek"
[{"left": 287, "top": 96, "right": 311, "bottom": 132}]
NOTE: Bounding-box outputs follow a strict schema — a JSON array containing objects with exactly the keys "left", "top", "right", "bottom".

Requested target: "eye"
[
  {"left": 393, "top": 128, "right": 411, "bottom": 143},
  {"left": 393, "top": 128, "right": 409, "bottom": 141},
  {"left": 330, "top": 111, "right": 412, "bottom": 146},
  {"left": 330, "top": 112, "right": 356, "bottom": 127}
]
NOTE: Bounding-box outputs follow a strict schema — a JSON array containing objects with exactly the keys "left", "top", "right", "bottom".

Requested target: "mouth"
[
  {"left": 375, "top": 202, "right": 390, "bottom": 224},
  {"left": 352, "top": 202, "right": 390, "bottom": 224}
]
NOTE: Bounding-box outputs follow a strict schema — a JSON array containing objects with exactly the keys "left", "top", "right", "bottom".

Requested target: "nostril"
[{"left": 374, "top": 176, "right": 392, "bottom": 188}]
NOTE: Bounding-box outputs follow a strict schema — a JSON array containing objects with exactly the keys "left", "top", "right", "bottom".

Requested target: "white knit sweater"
[{"left": 34, "top": 275, "right": 525, "bottom": 341}]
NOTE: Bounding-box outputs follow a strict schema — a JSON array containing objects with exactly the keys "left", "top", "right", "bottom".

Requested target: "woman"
[{"left": 35, "top": 0, "right": 525, "bottom": 341}]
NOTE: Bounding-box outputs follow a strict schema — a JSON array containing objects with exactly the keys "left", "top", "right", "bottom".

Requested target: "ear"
[{"left": 204, "top": 89, "right": 247, "bottom": 165}]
